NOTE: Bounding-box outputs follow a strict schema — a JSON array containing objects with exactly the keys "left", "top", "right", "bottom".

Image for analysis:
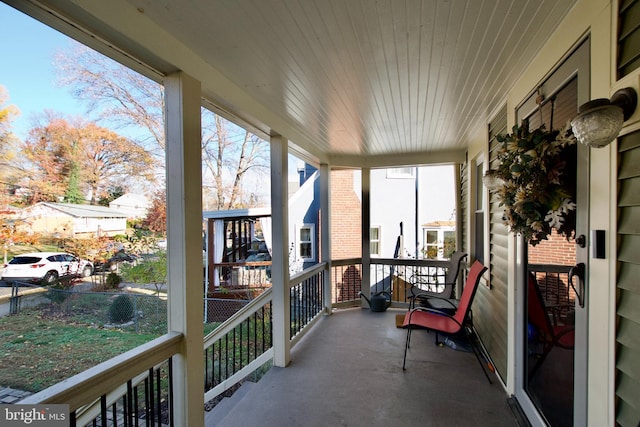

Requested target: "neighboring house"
[
  {"left": 421, "top": 220, "right": 456, "bottom": 259},
  {"left": 288, "top": 164, "right": 320, "bottom": 271},
  {"left": 16, "top": 202, "right": 128, "bottom": 239},
  {"left": 330, "top": 166, "right": 457, "bottom": 261},
  {"left": 204, "top": 163, "right": 321, "bottom": 288},
  {"left": 109, "top": 193, "right": 151, "bottom": 219},
  {"left": 369, "top": 166, "right": 457, "bottom": 259}
]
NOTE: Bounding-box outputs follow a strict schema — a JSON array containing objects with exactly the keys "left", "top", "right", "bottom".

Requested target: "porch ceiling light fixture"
[{"left": 570, "top": 87, "right": 637, "bottom": 148}]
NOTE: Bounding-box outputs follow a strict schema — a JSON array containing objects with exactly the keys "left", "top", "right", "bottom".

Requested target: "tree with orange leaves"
[{"left": 22, "top": 113, "right": 156, "bottom": 204}]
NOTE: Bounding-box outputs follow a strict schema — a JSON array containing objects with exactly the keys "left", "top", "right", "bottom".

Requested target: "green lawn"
[{"left": 0, "top": 308, "right": 158, "bottom": 392}]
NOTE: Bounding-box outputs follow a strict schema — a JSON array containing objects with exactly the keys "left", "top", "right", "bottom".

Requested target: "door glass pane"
[{"left": 523, "top": 77, "right": 577, "bottom": 427}]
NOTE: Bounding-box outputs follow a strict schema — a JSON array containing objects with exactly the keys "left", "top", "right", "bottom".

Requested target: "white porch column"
[
  {"left": 164, "top": 71, "right": 204, "bottom": 427},
  {"left": 320, "top": 163, "right": 332, "bottom": 313},
  {"left": 361, "top": 167, "right": 371, "bottom": 305},
  {"left": 270, "top": 134, "right": 291, "bottom": 367}
]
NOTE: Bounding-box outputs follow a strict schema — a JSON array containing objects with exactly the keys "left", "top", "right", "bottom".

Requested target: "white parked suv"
[{"left": 2, "top": 252, "right": 93, "bottom": 285}]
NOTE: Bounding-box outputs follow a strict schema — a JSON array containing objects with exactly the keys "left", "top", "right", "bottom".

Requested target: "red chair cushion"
[{"left": 402, "top": 309, "right": 461, "bottom": 335}]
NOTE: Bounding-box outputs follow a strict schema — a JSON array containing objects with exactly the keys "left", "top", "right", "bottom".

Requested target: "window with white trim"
[
  {"left": 386, "top": 167, "right": 414, "bottom": 179},
  {"left": 474, "top": 160, "right": 485, "bottom": 264},
  {"left": 296, "top": 224, "right": 315, "bottom": 261},
  {"left": 370, "top": 226, "right": 381, "bottom": 256}
]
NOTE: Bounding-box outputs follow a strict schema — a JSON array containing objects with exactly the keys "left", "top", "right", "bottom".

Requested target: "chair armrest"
[
  {"left": 415, "top": 293, "right": 459, "bottom": 310},
  {"left": 407, "top": 306, "right": 464, "bottom": 329},
  {"left": 408, "top": 282, "right": 455, "bottom": 299}
]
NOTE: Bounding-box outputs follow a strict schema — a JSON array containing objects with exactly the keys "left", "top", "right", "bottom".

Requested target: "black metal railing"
[
  {"left": 370, "top": 258, "right": 450, "bottom": 304},
  {"left": 19, "top": 332, "right": 182, "bottom": 427},
  {"left": 203, "top": 290, "right": 273, "bottom": 402},
  {"left": 290, "top": 264, "right": 326, "bottom": 339},
  {"left": 78, "top": 360, "right": 172, "bottom": 426},
  {"left": 330, "top": 258, "right": 452, "bottom": 306},
  {"left": 331, "top": 258, "right": 362, "bottom": 305},
  {"left": 528, "top": 263, "right": 574, "bottom": 324}
]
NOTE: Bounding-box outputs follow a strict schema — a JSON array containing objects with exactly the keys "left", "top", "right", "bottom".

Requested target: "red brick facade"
[
  {"left": 330, "top": 170, "right": 363, "bottom": 303},
  {"left": 527, "top": 230, "right": 576, "bottom": 266},
  {"left": 330, "top": 170, "right": 362, "bottom": 259},
  {"left": 528, "top": 230, "right": 577, "bottom": 306}
]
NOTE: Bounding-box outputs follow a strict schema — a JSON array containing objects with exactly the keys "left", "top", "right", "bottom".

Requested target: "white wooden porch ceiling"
[{"left": 13, "top": 0, "right": 578, "bottom": 166}]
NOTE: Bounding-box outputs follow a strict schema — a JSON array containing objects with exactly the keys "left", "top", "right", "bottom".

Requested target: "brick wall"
[
  {"left": 528, "top": 230, "right": 576, "bottom": 307},
  {"left": 330, "top": 170, "right": 362, "bottom": 259},
  {"left": 528, "top": 230, "right": 576, "bottom": 266}
]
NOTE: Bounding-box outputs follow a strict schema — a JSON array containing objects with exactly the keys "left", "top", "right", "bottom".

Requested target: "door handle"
[{"left": 568, "top": 262, "right": 585, "bottom": 308}]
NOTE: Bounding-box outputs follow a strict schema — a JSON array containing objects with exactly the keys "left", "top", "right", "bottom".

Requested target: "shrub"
[
  {"left": 108, "top": 295, "right": 134, "bottom": 324},
  {"left": 44, "top": 277, "right": 75, "bottom": 304},
  {"left": 106, "top": 273, "right": 123, "bottom": 289}
]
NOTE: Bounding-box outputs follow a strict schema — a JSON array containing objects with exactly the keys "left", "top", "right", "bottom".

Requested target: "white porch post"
[
  {"left": 320, "top": 163, "right": 332, "bottom": 313},
  {"left": 164, "top": 71, "right": 204, "bottom": 427},
  {"left": 270, "top": 134, "right": 291, "bottom": 367},
  {"left": 361, "top": 167, "right": 371, "bottom": 306}
]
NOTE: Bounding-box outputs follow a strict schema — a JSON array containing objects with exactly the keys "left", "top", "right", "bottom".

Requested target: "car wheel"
[
  {"left": 82, "top": 265, "right": 93, "bottom": 277},
  {"left": 43, "top": 271, "right": 58, "bottom": 285}
]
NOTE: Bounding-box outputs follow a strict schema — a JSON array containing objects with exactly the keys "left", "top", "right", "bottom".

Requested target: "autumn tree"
[
  {"left": 23, "top": 114, "right": 156, "bottom": 204},
  {"left": 56, "top": 45, "right": 269, "bottom": 209},
  {"left": 143, "top": 189, "right": 166, "bottom": 234},
  {"left": 98, "top": 186, "right": 125, "bottom": 206},
  {"left": 0, "top": 85, "right": 22, "bottom": 206}
]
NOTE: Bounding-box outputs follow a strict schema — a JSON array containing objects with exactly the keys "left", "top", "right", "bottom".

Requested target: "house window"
[
  {"left": 443, "top": 230, "right": 456, "bottom": 259},
  {"left": 386, "top": 167, "right": 414, "bottom": 179},
  {"left": 474, "top": 160, "right": 485, "bottom": 264},
  {"left": 296, "top": 224, "right": 315, "bottom": 260},
  {"left": 424, "top": 230, "right": 439, "bottom": 259},
  {"left": 422, "top": 226, "right": 456, "bottom": 259},
  {"left": 370, "top": 226, "right": 381, "bottom": 256}
]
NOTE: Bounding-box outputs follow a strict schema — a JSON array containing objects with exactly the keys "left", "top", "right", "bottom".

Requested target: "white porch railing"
[
  {"left": 203, "top": 261, "right": 329, "bottom": 402},
  {"left": 203, "top": 288, "right": 274, "bottom": 403},
  {"left": 19, "top": 332, "right": 183, "bottom": 426}
]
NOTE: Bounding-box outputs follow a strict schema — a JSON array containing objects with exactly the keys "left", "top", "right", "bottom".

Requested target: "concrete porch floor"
[{"left": 207, "top": 308, "right": 521, "bottom": 427}]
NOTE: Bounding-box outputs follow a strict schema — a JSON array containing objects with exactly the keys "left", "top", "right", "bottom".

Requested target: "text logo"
[{"left": 0, "top": 404, "right": 69, "bottom": 426}]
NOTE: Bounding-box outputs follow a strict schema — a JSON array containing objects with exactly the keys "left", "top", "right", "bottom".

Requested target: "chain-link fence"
[
  {"left": 204, "top": 298, "right": 251, "bottom": 323},
  {"left": 6, "top": 282, "right": 259, "bottom": 334},
  {"left": 44, "top": 288, "right": 167, "bottom": 335}
]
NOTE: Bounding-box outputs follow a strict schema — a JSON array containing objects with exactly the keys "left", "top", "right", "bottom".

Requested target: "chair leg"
[{"left": 403, "top": 325, "right": 412, "bottom": 370}]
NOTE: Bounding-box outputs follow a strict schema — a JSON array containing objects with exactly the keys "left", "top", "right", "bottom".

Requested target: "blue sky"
[{"left": 0, "top": 2, "right": 84, "bottom": 141}]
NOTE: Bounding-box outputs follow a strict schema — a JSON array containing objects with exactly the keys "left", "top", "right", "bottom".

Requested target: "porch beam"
[
  {"left": 270, "top": 134, "right": 291, "bottom": 366},
  {"left": 320, "top": 163, "right": 332, "bottom": 313},
  {"left": 164, "top": 71, "right": 204, "bottom": 427}
]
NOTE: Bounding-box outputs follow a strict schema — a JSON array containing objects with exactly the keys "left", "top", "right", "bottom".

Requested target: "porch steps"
[{"left": 205, "top": 381, "right": 257, "bottom": 426}]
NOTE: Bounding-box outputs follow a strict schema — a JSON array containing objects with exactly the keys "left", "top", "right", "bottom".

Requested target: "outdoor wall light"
[{"left": 570, "top": 87, "right": 638, "bottom": 148}]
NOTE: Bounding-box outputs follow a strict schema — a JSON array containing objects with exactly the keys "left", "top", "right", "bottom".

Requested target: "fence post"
[{"left": 9, "top": 282, "right": 21, "bottom": 315}]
